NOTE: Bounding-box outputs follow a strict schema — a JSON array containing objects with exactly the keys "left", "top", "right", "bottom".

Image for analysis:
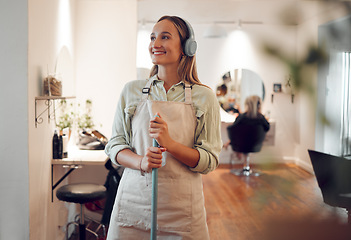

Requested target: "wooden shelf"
[
  {"left": 35, "top": 96, "right": 75, "bottom": 100},
  {"left": 35, "top": 96, "right": 76, "bottom": 128}
]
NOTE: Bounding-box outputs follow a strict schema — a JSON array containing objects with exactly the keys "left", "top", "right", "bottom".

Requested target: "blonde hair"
[
  {"left": 244, "top": 95, "right": 262, "bottom": 118},
  {"left": 149, "top": 16, "right": 204, "bottom": 86}
]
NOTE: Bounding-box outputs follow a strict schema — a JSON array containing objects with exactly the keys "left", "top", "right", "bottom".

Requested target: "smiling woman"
[{"left": 105, "top": 15, "right": 222, "bottom": 240}]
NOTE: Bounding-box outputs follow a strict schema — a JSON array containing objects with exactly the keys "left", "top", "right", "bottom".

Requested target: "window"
[{"left": 341, "top": 52, "right": 351, "bottom": 157}]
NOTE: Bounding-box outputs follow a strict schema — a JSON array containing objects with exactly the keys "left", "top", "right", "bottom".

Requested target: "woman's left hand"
[{"left": 149, "top": 113, "right": 173, "bottom": 148}]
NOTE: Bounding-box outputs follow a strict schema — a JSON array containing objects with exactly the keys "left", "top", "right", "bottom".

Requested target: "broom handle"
[
  {"left": 151, "top": 115, "right": 160, "bottom": 240},
  {"left": 151, "top": 161, "right": 158, "bottom": 239}
]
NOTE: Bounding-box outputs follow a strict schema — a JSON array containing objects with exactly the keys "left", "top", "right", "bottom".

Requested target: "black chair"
[
  {"left": 56, "top": 183, "right": 107, "bottom": 240},
  {"left": 101, "top": 159, "right": 122, "bottom": 226},
  {"left": 227, "top": 123, "right": 266, "bottom": 176},
  {"left": 308, "top": 149, "right": 351, "bottom": 223}
]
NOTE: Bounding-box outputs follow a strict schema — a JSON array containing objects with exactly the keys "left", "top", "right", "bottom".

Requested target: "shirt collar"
[{"left": 150, "top": 74, "right": 186, "bottom": 88}]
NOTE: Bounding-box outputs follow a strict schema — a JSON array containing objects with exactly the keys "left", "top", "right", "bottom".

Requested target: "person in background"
[
  {"left": 216, "top": 72, "right": 240, "bottom": 115},
  {"left": 104, "top": 15, "right": 222, "bottom": 239},
  {"left": 216, "top": 83, "right": 228, "bottom": 107},
  {"left": 223, "top": 95, "right": 269, "bottom": 158}
]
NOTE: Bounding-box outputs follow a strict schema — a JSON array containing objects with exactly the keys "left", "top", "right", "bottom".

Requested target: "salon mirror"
[{"left": 216, "top": 69, "right": 265, "bottom": 115}]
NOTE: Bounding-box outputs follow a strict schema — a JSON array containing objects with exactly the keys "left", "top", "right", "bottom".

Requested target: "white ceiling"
[{"left": 137, "top": 0, "right": 333, "bottom": 26}]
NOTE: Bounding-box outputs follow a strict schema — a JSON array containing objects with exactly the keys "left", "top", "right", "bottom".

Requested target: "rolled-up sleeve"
[
  {"left": 105, "top": 82, "right": 140, "bottom": 165},
  {"left": 190, "top": 87, "right": 222, "bottom": 174}
]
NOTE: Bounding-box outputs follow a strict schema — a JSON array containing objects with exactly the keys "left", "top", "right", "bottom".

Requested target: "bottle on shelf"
[
  {"left": 53, "top": 130, "right": 60, "bottom": 159},
  {"left": 58, "top": 134, "right": 63, "bottom": 159},
  {"left": 62, "top": 134, "right": 68, "bottom": 158}
]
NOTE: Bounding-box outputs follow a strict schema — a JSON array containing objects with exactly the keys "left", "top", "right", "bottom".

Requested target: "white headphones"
[{"left": 182, "top": 18, "right": 197, "bottom": 57}]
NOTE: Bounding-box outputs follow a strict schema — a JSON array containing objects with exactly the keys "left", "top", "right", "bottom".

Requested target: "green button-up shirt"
[{"left": 105, "top": 75, "right": 222, "bottom": 174}]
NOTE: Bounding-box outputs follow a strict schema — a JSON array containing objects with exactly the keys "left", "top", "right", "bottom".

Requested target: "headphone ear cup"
[
  {"left": 182, "top": 18, "right": 197, "bottom": 57},
  {"left": 184, "top": 38, "right": 197, "bottom": 57}
]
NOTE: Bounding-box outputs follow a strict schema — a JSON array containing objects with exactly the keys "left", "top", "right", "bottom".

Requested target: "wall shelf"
[
  {"left": 35, "top": 96, "right": 75, "bottom": 128},
  {"left": 271, "top": 93, "right": 294, "bottom": 104}
]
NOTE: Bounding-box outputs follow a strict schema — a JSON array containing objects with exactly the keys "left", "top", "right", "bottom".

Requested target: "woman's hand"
[
  {"left": 149, "top": 113, "right": 174, "bottom": 148},
  {"left": 148, "top": 112, "right": 199, "bottom": 168},
  {"left": 140, "top": 146, "right": 166, "bottom": 173}
]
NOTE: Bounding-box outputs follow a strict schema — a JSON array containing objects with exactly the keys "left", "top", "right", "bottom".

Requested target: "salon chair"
[
  {"left": 56, "top": 183, "right": 107, "bottom": 240},
  {"left": 308, "top": 149, "right": 351, "bottom": 223},
  {"left": 101, "top": 159, "right": 122, "bottom": 226},
  {"left": 227, "top": 123, "right": 266, "bottom": 176}
]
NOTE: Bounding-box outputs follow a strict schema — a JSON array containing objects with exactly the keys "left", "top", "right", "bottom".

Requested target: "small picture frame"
[{"left": 273, "top": 83, "right": 282, "bottom": 93}]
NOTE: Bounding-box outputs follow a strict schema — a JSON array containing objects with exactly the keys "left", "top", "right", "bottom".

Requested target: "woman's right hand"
[{"left": 140, "top": 146, "right": 166, "bottom": 173}]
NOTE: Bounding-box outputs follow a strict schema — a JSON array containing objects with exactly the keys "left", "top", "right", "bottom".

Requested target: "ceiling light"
[{"left": 237, "top": 19, "right": 242, "bottom": 29}]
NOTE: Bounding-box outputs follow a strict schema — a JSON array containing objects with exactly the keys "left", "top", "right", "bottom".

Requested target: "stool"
[{"left": 56, "top": 183, "right": 107, "bottom": 240}]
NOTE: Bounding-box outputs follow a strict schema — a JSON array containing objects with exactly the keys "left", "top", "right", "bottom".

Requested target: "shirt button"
[{"left": 171, "top": 88, "right": 175, "bottom": 91}]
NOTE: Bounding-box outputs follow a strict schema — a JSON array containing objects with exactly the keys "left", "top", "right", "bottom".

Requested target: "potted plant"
[
  {"left": 75, "top": 99, "right": 107, "bottom": 150},
  {"left": 55, "top": 99, "right": 75, "bottom": 158},
  {"left": 56, "top": 99, "right": 74, "bottom": 139},
  {"left": 77, "top": 99, "right": 94, "bottom": 130}
]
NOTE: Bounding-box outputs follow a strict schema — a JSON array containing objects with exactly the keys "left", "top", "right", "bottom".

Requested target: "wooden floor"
[
  {"left": 70, "top": 163, "right": 351, "bottom": 240},
  {"left": 204, "top": 164, "right": 351, "bottom": 240}
]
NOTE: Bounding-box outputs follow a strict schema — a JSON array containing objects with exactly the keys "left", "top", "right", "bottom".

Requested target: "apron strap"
[
  {"left": 141, "top": 79, "right": 153, "bottom": 101},
  {"left": 184, "top": 83, "right": 192, "bottom": 104},
  {"left": 141, "top": 79, "right": 193, "bottom": 104}
]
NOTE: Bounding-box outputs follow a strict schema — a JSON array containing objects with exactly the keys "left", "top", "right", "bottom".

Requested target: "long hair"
[
  {"left": 149, "top": 15, "right": 204, "bottom": 86},
  {"left": 244, "top": 95, "right": 262, "bottom": 118}
]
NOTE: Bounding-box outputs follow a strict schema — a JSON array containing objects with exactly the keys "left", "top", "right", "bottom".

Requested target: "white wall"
[
  {"left": 75, "top": 0, "right": 137, "bottom": 139},
  {"left": 0, "top": 1, "right": 29, "bottom": 239},
  {"left": 27, "top": 0, "right": 137, "bottom": 239},
  {"left": 28, "top": 0, "right": 76, "bottom": 239}
]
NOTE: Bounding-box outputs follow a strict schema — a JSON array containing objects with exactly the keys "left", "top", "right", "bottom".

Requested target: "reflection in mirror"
[{"left": 216, "top": 69, "right": 265, "bottom": 115}]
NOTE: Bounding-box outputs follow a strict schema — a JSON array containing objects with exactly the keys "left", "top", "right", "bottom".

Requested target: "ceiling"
[{"left": 137, "top": 0, "right": 337, "bottom": 27}]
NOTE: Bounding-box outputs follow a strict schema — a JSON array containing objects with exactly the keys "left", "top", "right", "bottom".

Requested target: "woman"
[
  {"left": 223, "top": 95, "right": 270, "bottom": 157},
  {"left": 105, "top": 16, "right": 222, "bottom": 239},
  {"left": 233, "top": 95, "right": 269, "bottom": 131}
]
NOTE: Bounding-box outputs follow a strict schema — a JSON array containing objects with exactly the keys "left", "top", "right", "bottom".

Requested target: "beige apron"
[{"left": 107, "top": 79, "right": 209, "bottom": 240}]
